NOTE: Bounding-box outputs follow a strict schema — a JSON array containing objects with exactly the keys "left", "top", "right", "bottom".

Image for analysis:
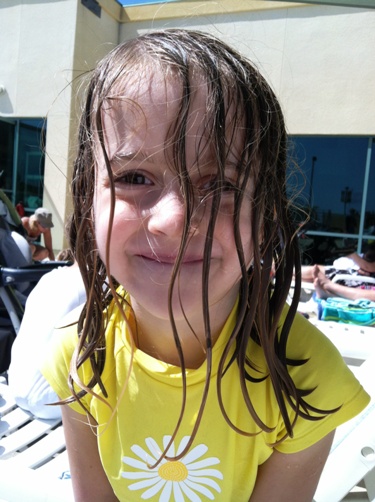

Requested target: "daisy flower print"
[{"left": 121, "top": 435, "right": 223, "bottom": 501}]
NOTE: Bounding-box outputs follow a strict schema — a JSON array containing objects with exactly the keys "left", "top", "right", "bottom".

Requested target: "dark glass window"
[
  {"left": 289, "top": 136, "right": 374, "bottom": 264},
  {"left": 0, "top": 118, "right": 46, "bottom": 214},
  {"left": 0, "top": 120, "right": 15, "bottom": 199},
  {"left": 362, "top": 139, "right": 375, "bottom": 249}
]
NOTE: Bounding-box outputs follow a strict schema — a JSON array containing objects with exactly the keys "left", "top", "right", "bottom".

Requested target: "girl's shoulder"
[
  {"left": 247, "top": 305, "right": 364, "bottom": 408},
  {"left": 248, "top": 306, "right": 340, "bottom": 371},
  {"left": 21, "top": 217, "right": 30, "bottom": 230}
]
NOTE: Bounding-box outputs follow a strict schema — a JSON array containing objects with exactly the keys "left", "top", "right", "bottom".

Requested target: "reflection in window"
[{"left": 288, "top": 136, "right": 374, "bottom": 264}]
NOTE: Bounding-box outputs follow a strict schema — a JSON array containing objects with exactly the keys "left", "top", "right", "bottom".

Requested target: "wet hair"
[
  {"left": 68, "top": 29, "right": 333, "bottom": 462},
  {"left": 56, "top": 247, "right": 75, "bottom": 263}
]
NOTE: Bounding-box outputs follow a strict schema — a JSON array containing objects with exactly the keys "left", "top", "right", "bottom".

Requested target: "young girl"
[{"left": 42, "top": 30, "right": 369, "bottom": 501}]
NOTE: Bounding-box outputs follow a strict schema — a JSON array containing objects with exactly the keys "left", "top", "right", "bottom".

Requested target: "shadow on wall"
[{"left": 0, "top": 88, "right": 14, "bottom": 115}]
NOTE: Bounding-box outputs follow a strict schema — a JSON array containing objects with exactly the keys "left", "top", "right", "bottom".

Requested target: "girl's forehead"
[{"left": 101, "top": 70, "right": 211, "bottom": 161}]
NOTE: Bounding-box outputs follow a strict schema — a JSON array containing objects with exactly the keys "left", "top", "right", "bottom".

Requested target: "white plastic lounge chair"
[
  {"left": 310, "top": 320, "right": 375, "bottom": 366},
  {"left": 294, "top": 275, "right": 375, "bottom": 501},
  {"left": 313, "top": 351, "right": 375, "bottom": 502},
  {"left": 332, "top": 274, "right": 375, "bottom": 286},
  {"left": 0, "top": 379, "right": 73, "bottom": 501}
]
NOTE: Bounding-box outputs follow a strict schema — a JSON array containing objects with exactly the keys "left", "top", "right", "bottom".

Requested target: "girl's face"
[{"left": 94, "top": 70, "right": 254, "bottom": 333}]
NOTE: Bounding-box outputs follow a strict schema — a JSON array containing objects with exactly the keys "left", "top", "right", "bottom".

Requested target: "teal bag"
[{"left": 320, "top": 298, "right": 375, "bottom": 326}]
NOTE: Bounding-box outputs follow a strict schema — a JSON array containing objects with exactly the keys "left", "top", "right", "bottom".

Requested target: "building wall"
[
  {"left": 0, "top": 0, "right": 119, "bottom": 251},
  {"left": 45, "top": 0, "right": 119, "bottom": 249},
  {"left": 120, "top": 3, "right": 375, "bottom": 135}
]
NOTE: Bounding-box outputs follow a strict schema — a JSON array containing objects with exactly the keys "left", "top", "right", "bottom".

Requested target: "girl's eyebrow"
[
  {"left": 193, "top": 160, "right": 239, "bottom": 176},
  {"left": 111, "top": 150, "right": 157, "bottom": 164}
]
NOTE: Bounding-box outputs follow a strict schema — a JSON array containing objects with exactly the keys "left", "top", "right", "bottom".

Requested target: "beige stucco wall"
[
  {"left": 120, "top": 2, "right": 375, "bottom": 136},
  {"left": 0, "top": 0, "right": 119, "bottom": 251},
  {"left": 45, "top": 1, "right": 120, "bottom": 250}
]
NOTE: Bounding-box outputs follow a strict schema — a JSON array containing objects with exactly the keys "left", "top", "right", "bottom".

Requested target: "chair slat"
[
  {"left": 37, "top": 449, "right": 70, "bottom": 479},
  {"left": 0, "top": 417, "right": 61, "bottom": 457},
  {"left": 5, "top": 425, "right": 66, "bottom": 469},
  {"left": 0, "top": 383, "right": 16, "bottom": 417},
  {"left": 0, "top": 406, "right": 32, "bottom": 438}
]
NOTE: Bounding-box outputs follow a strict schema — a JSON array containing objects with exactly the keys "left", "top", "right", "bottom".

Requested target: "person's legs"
[
  {"left": 312, "top": 264, "right": 375, "bottom": 301},
  {"left": 312, "top": 265, "right": 333, "bottom": 299},
  {"left": 301, "top": 264, "right": 326, "bottom": 282},
  {"left": 32, "top": 244, "right": 49, "bottom": 261}
]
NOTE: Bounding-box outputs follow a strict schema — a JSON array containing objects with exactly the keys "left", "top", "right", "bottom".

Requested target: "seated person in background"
[
  {"left": 301, "top": 247, "right": 375, "bottom": 283},
  {"left": 21, "top": 207, "right": 55, "bottom": 261},
  {"left": 313, "top": 264, "right": 375, "bottom": 302},
  {"left": 8, "top": 255, "right": 86, "bottom": 419}
]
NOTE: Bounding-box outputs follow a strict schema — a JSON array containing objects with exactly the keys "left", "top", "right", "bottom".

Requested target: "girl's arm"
[
  {"left": 61, "top": 405, "right": 118, "bottom": 502},
  {"left": 42, "top": 228, "right": 55, "bottom": 260},
  {"left": 250, "top": 430, "right": 334, "bottom": 502}
]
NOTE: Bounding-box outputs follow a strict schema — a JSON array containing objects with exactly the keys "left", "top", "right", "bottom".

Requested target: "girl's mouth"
[{"left": 137, "top": 254, "right": 204, "bottom": 265}]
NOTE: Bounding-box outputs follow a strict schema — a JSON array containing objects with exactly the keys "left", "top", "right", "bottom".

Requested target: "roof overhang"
[
  {"left": 98, "top": 0, "right": 375, "bottom": 24},
  {"left": 270, "top": 0, "right": 375, "bottom": 8},
  {"left": 119, "top": 0, "right": 306, "bottom": 22}
]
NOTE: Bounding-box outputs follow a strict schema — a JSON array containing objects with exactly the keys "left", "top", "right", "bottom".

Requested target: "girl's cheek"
[{"left": 94, "top": 224, "right": 107, "bottom": 261}]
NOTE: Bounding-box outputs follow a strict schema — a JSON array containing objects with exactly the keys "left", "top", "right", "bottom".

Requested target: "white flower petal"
[
  {"left": 176, "top": 436, "right": 190, "bottom": 456},
  {"left": 159, "top": 480, "right": 172, "bottom": 502},
  {"left": 162, "top": 435, "right": 175, "bottom": 457},
  {"left": 172, "top": 481, "right": 185, "bottom": 502},
  {"left": 184, "top": 457, "right": 220, "bottom": 470},
  {"left": 184, "top": 479, "right": 216, "bottom": 499},
  {"left": 122, "top": 456, "right": 150, "bottom": 471},
  {"left": 179, "top": 481, "right": 202, "bottom": 502},
  {"left": 145, "top": 437, "right": 164, "bottom": 461},
  {"left": 128, "top": 477, "right": 162, "bottom": 491},
  {"left": 187, "top": 469, "right": 223, "bottom": 479},
  {"left": 131, "top": 444, "right": 159, "bottom": 465},
  {"left": 181, "top": 444, "right": 208, "bottom": 465},
  {"left": 121, "top": 471, "right": 159, "bottom": 480},
  {"left": 186, "top": 476, "right": 221, "bottom": 492},
  {"left": 140, "top": 478, "right": 166, "bottom": 499}
]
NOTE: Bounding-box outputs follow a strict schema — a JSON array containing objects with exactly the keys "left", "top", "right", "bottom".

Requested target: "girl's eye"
[
  {"left": 199, "top": 177, "right": 237, "bottom": 195},
  {"left": 115, "top": 172, "right": 153, "bottom": 186},
  {"left": 222, "top": 180, "right": 237, "bottom": 192}
]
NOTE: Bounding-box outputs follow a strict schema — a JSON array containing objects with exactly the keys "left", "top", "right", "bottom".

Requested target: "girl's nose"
[{"left": 147, "top": 190, "right": 187, "bottom": 237}]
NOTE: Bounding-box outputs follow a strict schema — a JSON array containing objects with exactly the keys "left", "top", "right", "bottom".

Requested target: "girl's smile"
[{"left": 137, "top": 253, "right": 204, "bottom": 265}]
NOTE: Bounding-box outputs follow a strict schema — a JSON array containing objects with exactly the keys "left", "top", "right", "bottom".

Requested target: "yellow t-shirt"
[{"left": 42, "top": 290, "right": 369, "bottom": 501}]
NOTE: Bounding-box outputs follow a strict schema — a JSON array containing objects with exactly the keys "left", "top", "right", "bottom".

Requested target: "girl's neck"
[{"left": 129, "top": 294, "right": 237, "bottom": 369}]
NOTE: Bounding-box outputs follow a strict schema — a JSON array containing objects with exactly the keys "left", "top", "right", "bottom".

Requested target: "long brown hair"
[{"left": 68, "top": 29, "right": 332, "bottom": 462}]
